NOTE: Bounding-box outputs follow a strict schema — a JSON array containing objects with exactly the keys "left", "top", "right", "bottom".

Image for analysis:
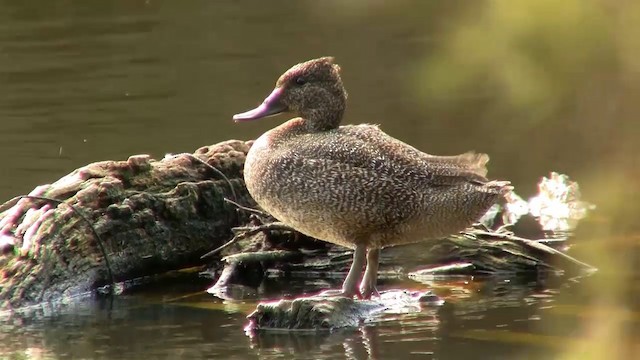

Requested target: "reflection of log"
[{"left": 0, "top": 140, "right": 253, "bottom": 309}]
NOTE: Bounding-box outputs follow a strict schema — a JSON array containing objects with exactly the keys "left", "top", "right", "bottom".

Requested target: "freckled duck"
[{"left": 233, "top": 57, "right": 511, "bottom": 299}]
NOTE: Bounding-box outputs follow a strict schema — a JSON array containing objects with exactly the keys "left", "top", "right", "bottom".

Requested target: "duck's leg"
[
  {"left": 359, "top": 248, "right": 380, "bottom": 299},
  {"left": 340, "top": 244, "right": 367, "bottom": 298}
]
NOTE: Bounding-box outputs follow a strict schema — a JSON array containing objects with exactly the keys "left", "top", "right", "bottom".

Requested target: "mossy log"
[{"left": 0, "top": 141, "right": 253, "bottom": 309}]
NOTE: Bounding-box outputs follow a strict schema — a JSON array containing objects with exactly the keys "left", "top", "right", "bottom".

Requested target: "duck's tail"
[
  {"left": 424, "top": 151, "right": 489, "bottom": 178},
  {"left": 483, "top": 180, "right": 513, "bottom": 196},
  {"left": 457, "top": 152, "right": 489, "bottom": 178}
]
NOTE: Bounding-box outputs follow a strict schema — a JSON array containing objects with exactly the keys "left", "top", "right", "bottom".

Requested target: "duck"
[{"left": 233, "top": 57, "right": 511, "bottom": 299}]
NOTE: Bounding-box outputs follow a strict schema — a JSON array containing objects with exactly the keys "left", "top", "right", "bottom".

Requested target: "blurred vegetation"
[{"left": 418, "top": 0, "right": 639, "bottom": 236}]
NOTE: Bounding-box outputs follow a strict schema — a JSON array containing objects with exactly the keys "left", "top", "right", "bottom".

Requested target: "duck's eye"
[{"left": 295, "top": 77, "right": 307, "bottom": 86}]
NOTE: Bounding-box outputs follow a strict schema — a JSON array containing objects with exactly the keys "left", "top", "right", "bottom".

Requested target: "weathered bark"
[{"left": 0, "top": 140, "right": 253, "bottom": 309}]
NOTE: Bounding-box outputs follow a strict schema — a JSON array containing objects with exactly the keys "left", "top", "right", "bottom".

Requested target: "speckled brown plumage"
[{"left": 234, "top": 57, "right": 511, "bottom": 298}]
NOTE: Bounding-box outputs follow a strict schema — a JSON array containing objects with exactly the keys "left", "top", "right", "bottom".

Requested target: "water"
[
  {"left": 0, "top": 275, "right": 621, "bottom": 359},
  {"left": 0, "top": 0, "right": 638, "bottom": 358}
]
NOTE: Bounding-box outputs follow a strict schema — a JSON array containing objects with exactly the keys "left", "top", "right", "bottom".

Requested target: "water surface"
[{"left": 0, "top": 274, "right": 629, "bottom": 359}]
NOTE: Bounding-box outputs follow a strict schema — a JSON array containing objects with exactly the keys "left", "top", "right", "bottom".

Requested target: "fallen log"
[{"left": 0, "top": 140, "right": 253, "bottom": 309}]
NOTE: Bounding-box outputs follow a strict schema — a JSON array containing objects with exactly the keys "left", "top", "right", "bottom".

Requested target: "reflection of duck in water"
[{"left": 234, "top": 57, "right": 511, "bottom": 299}]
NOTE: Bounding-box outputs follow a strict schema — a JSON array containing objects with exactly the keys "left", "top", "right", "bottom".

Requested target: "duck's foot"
[
  {"left": 359, "top": 285, "right": 380, "bottom": 300},
  {"left": 317, "top": 288, "right": 363, "bottom": 299},
  {"left": 330, "top": 245, "right": 367, "bottom": 299}
]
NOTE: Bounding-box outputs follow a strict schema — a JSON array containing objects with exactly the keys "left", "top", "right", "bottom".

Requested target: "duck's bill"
[{"left": 233, "top": 87, "right": 288, "bottom": 122}]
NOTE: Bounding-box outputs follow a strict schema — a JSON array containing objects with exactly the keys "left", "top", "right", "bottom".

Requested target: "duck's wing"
[
  {"left": 268, "top": 141, "right": 507, "bottom": 233},
  {"left": 293, "top": 124, "right": 491, "bottom": 186}
]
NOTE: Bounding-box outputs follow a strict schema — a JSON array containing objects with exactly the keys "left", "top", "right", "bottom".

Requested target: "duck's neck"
[
  {"left": 301, "top": 108, "right": 344, "bottom": 131},
  {"left": 298, "top": 86, "right": 347, "bottom": 132}
]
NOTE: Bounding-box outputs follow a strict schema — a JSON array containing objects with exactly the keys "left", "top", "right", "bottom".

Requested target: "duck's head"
[{"left": 233, "top": 57, "right": 347, "bottom": 130}]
